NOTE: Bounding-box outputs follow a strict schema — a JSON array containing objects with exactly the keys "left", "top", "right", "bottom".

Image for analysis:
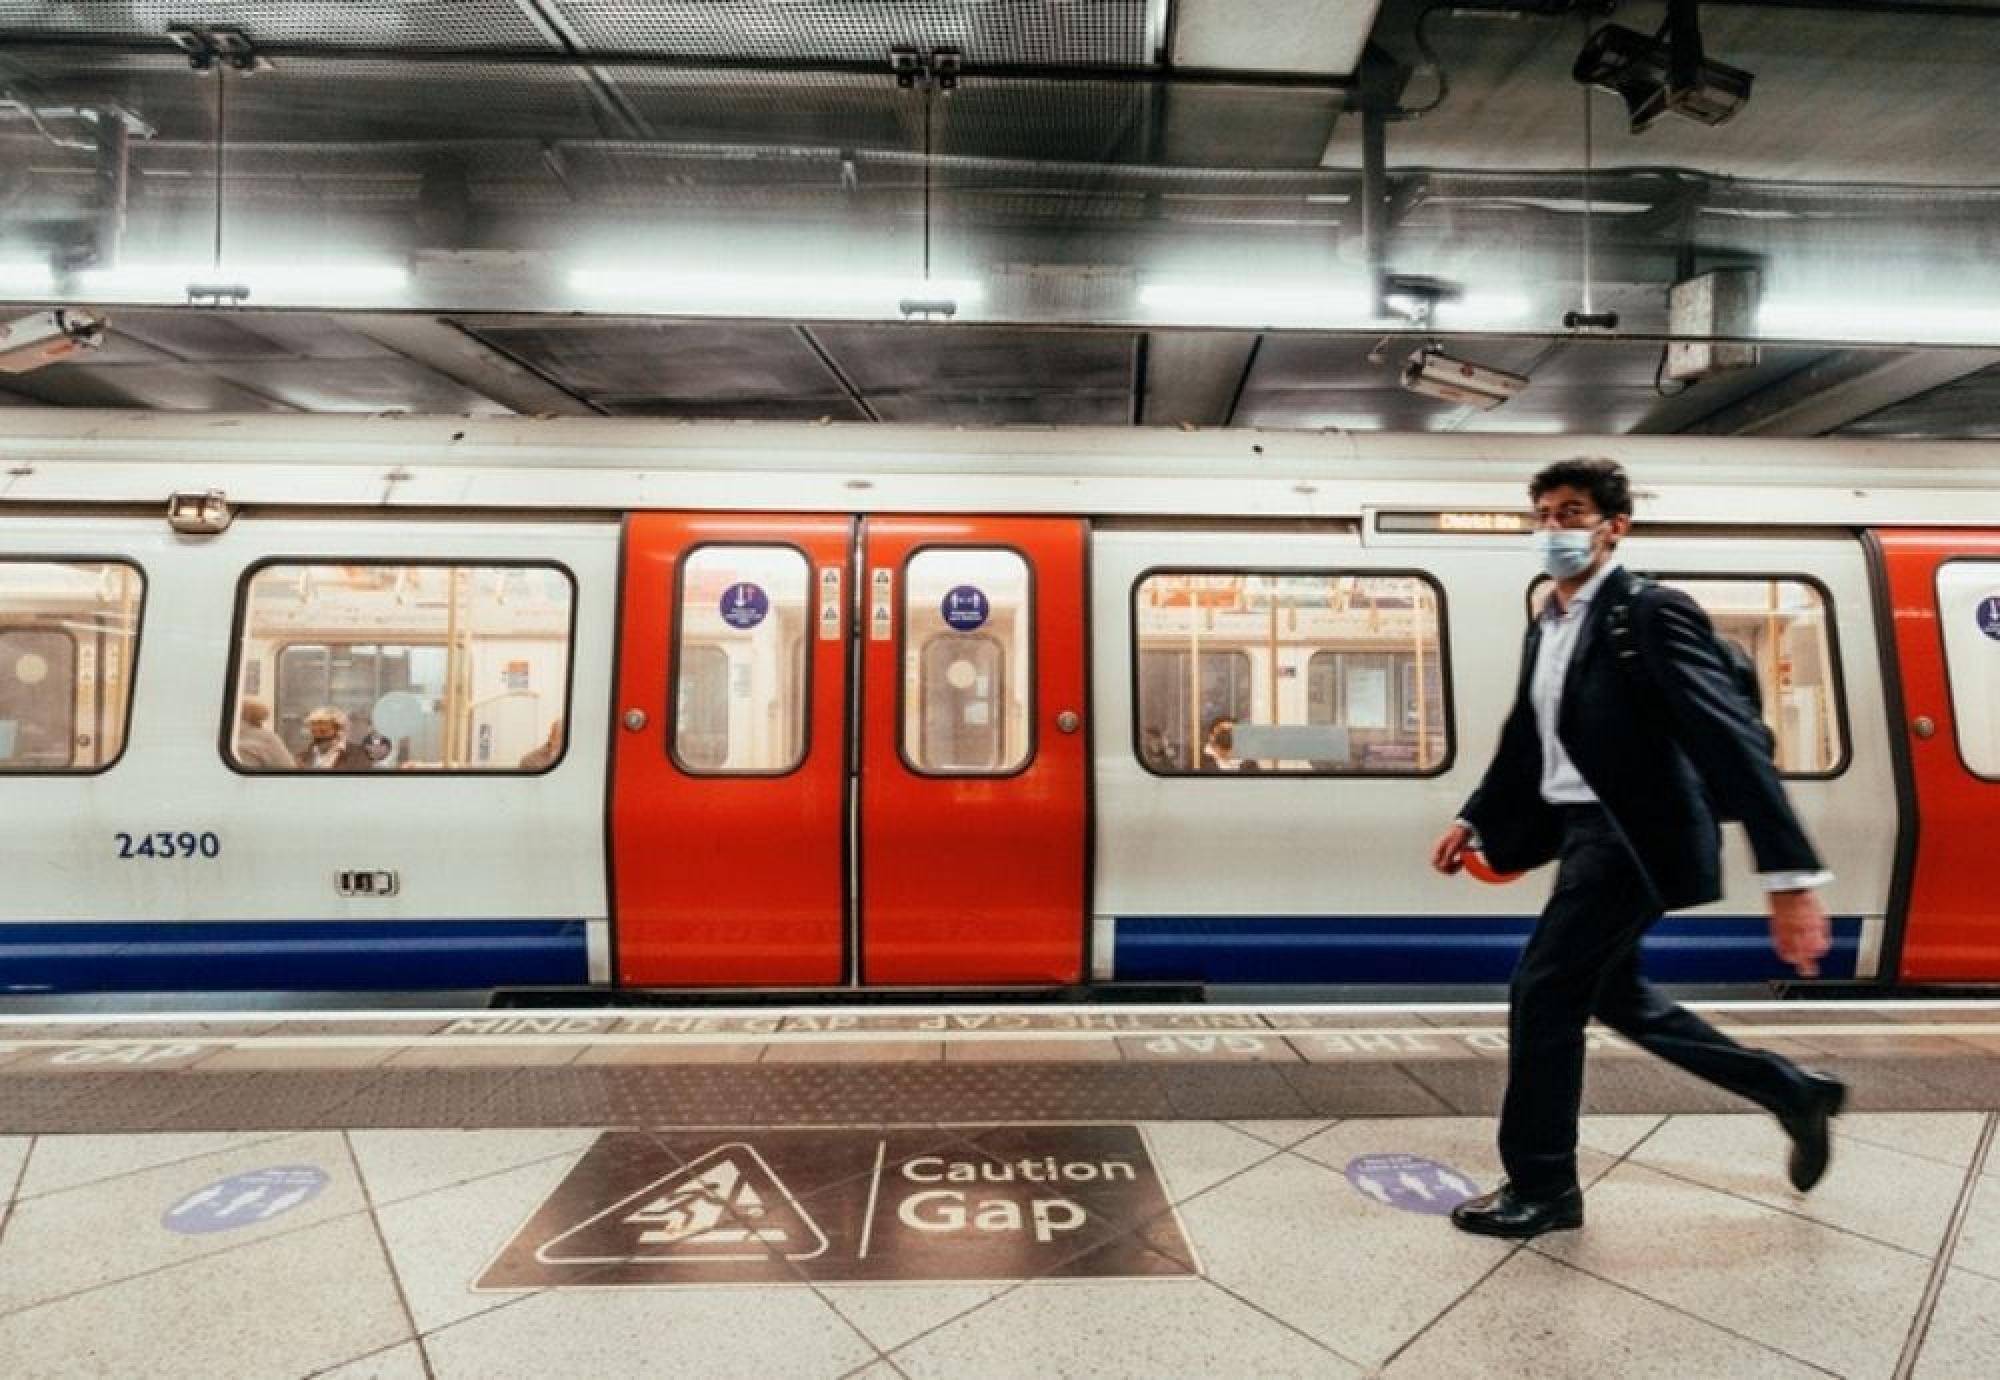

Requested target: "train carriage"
[{"left": 0, "top": 413, "right": 1995, "bottom": 994}]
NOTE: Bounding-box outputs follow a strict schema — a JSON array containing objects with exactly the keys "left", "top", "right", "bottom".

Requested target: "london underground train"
[{"left": 1, "top": 412, "right": 1995, "bottom": 995}]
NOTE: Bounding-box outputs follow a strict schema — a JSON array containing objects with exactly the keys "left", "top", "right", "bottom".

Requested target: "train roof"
[{"left": 2, "top": 411, "right": 1998, "bottom": 527}]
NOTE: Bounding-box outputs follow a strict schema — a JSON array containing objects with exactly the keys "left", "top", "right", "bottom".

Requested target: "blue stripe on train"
[
  {"left": 1112, "top": 915, "right": 1864, "bottom": 985},
  {"left": 0, "top": 919, "right": 587, "bottom": 993}
]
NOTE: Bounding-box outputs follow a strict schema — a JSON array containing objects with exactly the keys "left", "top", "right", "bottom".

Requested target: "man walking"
[{"left": 1430, "top": 456, "right": 1845, "bottom": 1239}]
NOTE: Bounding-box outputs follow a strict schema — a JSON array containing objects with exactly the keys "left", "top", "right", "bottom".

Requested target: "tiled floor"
[{"left": 0, "top": 1111, "right": 1991, "bottom": 1379}]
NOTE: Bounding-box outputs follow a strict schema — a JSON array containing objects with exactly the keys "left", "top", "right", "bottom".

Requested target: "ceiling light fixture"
[
  {"left": 1573, "top": 0, "right": 1752, "bottom": 133},
  {"left": 1139, "top": 280, "right": 1374, "bottom": 329},
  {"left": 69, "top": 261, "right": 408, "bottom": 303},
  {"left": 0, "top": 262, "right": 56, "bottom": 296},
  {"left": 568, "top": 269, "right": 983, "bottom": 319},
  {"left": 1757, "top": 298, "right": 2000, "bottom": 346}
]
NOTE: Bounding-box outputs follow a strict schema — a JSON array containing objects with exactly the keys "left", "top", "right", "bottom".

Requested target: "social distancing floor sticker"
[{"left": 479, "top": 1125, "right": 1194, "bottom": 1288}]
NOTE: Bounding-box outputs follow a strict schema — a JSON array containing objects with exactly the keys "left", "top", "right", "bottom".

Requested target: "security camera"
[
  {"left": 0, "top": 308, "right": 107, "bottom": 374},
  {"left": 1400, "top": 346, "right": 1528, "bottom": 410}
]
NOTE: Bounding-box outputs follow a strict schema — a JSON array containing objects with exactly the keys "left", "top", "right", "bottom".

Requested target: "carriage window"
[
  {"left": 1935, "top": 561, "right": 2000, "bottom": 779},
  {"left": 1650, "top": 577, "right": 1844, "bottom": 776},
  {"left": 229, "top": 563, "right": 574, "bottom": 772},
  {"left": 0, "top": 560, "right": 142, "bottom": 772},
  {"left": 673, "top": 546, "right": 809, "bottom": 774},
  {"left": 903, "top": 549, "right": 1032, "bottom": 775},
  {"left": 1134, "top": 572, "right": 1448, "bottom": 775}
]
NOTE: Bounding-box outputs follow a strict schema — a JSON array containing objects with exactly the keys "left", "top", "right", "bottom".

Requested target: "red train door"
[
  {"left": 1876, "top": 530, "right": 2000, "bottom": 981},
  {"left": 611, "top": 514, "right": 851, "bottom": 985},
  {"left": 857, "top": 517, "right": 1089, "bottom": 984}
]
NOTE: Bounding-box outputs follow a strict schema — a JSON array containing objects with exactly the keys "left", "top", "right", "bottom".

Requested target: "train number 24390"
[{"left": 116, "top": 831, "right": 222, "bottom": 859}]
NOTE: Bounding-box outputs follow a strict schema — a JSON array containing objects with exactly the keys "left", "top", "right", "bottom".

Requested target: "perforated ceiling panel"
[
  {"left": 549, "top": 1, "right": 1154, "bottom": 66},
  {"left": 0, "top": 1, "right": 562, "bottom": 48}
]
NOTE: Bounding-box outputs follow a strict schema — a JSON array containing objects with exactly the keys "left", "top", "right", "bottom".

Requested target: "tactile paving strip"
[{"left": 4, "top": 1050, "right": 1997, "bottom": 1134}]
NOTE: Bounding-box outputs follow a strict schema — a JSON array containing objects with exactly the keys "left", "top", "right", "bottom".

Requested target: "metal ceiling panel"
[
  {"left": 0, "top": 362, "right": 292, "bottom": 411},
  {"left": 604, "top": 69, "right": 920, "bottom": 151},
  {"left": 811, "top": 322, "right": 1134, "bottom": 392},
  {"left": 932, "top": 81, "right": 1150, "bottom": 164},
  {"left": 112, "top": 310, "right": 401, "bottom": 362},
  {"left": 216, "top": 59, "right": 612, "bottom": 143},
  {"left": 1171, "top": 0, "right": 1380, "bottom": 77},
  {"left": 1836, "top": 363, "right": 2000, "bottom": 440},
  {"left": 0, "top": 2, "right": 562, "bottom": 49},
  {"left": 215, "top": 358, "right": 515, "bottom": 413},
  {"left": 1156, "top": 85, "right": 1340, "bottom": 167},
  {"left": 548, "top": 1, "right": 1154, "bottom": 65},
  {"left": 463, "top": 318, "right": 850, "bottom": 405},
  {"left": 1, "top": 51, "right": 218, "bottom": 143},
  {"left": 868, "top": 391, "right": 1128, "bottom": 423}
]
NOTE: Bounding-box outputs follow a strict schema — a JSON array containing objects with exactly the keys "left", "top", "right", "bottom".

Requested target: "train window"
[
  {"left": 1935, "top": 561, "right": 2000, "bottom": 779},
  {"left": 1134, "top": 572, "right": 1448, "bottom": 775},
  {"left": 0, "top": 560, "right": 143, "bottom": 772},
  {"left": 903, "top": 548, "right": 1032, "bottom": 775},
  {"left": 672, "top": 545, "right": 809, "bottom": 775},
  {"left": 1528, "top": 574, "right": 1846, "bottom": 776},
  {"left": 228, "top": 562, "right": 575, "bottom": 772}
]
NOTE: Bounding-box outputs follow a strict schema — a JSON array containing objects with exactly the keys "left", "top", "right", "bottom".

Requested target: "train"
[{"left": 1, "top": 411, "right": 1996, "bottom": 994}]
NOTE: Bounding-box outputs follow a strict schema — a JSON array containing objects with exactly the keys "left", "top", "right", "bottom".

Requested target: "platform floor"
[{"left": 2, "top": 1003, "right": 1996, "bottom": 1378}]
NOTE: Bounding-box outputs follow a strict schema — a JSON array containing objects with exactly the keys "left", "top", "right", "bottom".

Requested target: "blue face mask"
[{"left": 1533, "top": 528, "right": 1597, "bottom": 579}]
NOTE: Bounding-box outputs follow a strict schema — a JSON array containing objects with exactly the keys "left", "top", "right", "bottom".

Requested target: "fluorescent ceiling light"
[
  {"left": 72, "top": 261, "right": 409, "bottom": 300},
  {"left": 569, "top": 270, "right": 984, "bottom": 315},
  {"left": 1435, "top": 293, "right": 1536, "bottom": 329},
  {"left": 0, "top": 262, "right": 55, "bottom": 294},
  {"left": 1758, "top": 298, "right": 2000, "bottom": 346},
  {"left": 1140, "top": 280, "right": 1374, "bottom": 328}
]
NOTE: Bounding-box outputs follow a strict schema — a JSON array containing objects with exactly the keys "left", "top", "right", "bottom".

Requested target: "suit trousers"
[{"left": 1498, "top": 803, "right": 1812, "bottom": 1199}]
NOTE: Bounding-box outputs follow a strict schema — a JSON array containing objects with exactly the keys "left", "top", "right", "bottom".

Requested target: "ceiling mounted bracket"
[
  {"left": 166, "top": 26, "right": 268, "bottom": 74},
  {"left": 888, "top": 46, "right": 963, "bottom": 92}
]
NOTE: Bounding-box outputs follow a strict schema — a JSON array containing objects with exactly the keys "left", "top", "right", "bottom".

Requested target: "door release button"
[{"left": 1055, "top": 711, "right": 1080, "bottom": 734}]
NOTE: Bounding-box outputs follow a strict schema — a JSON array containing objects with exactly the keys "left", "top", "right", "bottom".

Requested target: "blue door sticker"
[
  {"left": 162, "top": 1166, "right": 329, "bottom": 1234},
  {"left": 1343, "top": 1154, "right": 1477, "bottom": 1215},
  {"left": 941, "top": 585, "right": 990, "bottom": 631},
  {"left": 721, "top": 582, "right": 770, "bottom": 630},
  {"left": 1978, "top": 596, "right": 2000, "bottom": 641}
]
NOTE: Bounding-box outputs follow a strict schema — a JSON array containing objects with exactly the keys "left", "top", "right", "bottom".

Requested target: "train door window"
[
  {"left": 1936, "top": 561, "right": 2000, "bottom": 779},
  {"left": 1560, "top": 576, "right": 1846, "bottom": 777},
  {"left": 229, "top": 562, "right": 575, "bottom": 772},
  {"left": 672, "top": 545, "right": 809, "bottom": 774},
  {"left": 0, "top": 560, "right": 142, "bottom": 772},
  {"left": 1135, "top": 571, "right": 1449, "bottom": 775},
  {"left": 902, "top": 548, "right": 1032, "bottom": 775}
]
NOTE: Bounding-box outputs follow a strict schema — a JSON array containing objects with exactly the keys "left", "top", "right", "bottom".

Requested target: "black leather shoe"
[
  {"left": 1780, "top": 1072, "right": 1847, "bottom": 1192},
  {"left": 1449, "top": 1183, "right": 1583, "bottom": 1239}
]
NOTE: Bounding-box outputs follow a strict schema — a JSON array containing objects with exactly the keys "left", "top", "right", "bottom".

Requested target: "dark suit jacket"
[{"left": 1460, "top": 565, "right": 1821, "bottom": 912}]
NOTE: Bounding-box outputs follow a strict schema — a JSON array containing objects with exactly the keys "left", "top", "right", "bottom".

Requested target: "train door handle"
[
  {"left": 1912, "top": 715, "right": 1936, "bottom": 739},
  {"left": 1055, "top": 710, "right": 1081, "bottom": 734},
  {"left": 622, "top": 709, "right": 648, "bottom": 732}
]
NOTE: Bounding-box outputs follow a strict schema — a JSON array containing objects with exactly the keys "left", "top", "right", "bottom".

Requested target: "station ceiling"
[{"left": 2, "top": 1, "right": 1998, "bottom": 438}]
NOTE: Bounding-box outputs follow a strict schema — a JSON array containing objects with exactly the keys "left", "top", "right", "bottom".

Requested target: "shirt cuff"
[
  {"left": 1455, "top": 818, "right": 1483, "bottom": 849},
  {"left": 1759, "top": 869, "right": 1833, "bottom": 893}
]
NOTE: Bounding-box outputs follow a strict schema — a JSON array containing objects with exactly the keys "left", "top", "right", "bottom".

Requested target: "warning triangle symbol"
[{"left": 535, "top": 1143, "right": 829, "bottom": 1265}]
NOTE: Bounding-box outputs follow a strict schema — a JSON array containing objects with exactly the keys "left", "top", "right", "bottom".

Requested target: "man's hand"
[
  {"left": 1769, "top": 889, "right": 1832, "bottom": 977},
  {"left": 1431, "top": 821, "right": 1473, "bottom": 875}
]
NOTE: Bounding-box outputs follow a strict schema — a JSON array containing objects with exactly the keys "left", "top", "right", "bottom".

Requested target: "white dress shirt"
[
  {"left": 1532, "top": 559, "right": 1618, "bottom": 806},
  {"left": 1526, "top": 559, "right": 1829, "bottom": 894}
]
